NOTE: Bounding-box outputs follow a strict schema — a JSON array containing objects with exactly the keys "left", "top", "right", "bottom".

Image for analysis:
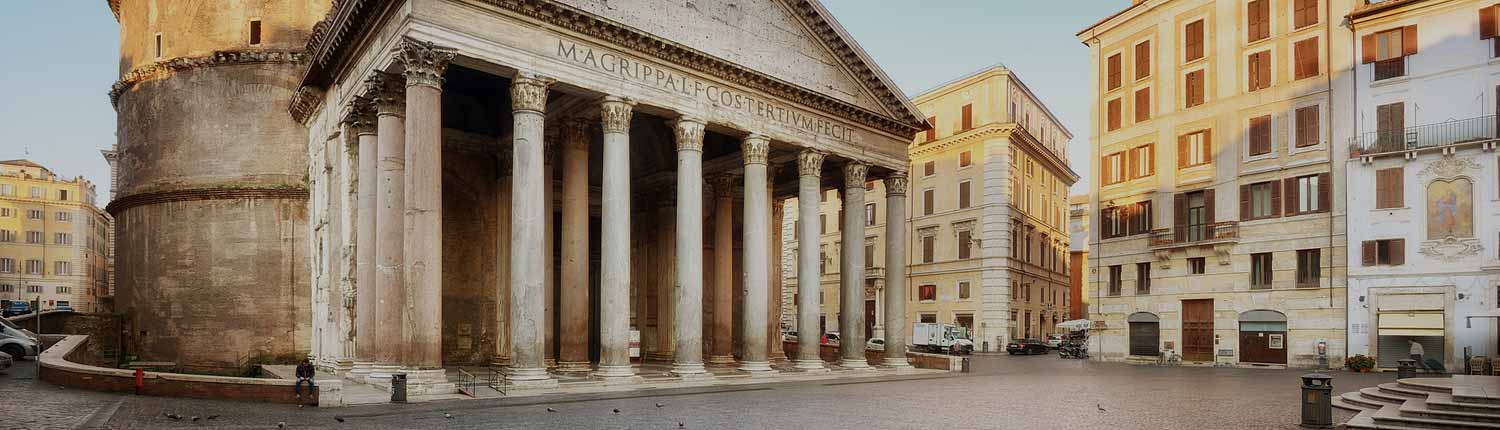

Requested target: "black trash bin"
[
  {"left": 391, "top": 373, "right": 408, "bottom": 403},
  {"left": 1300, "top": 373, "right": 1332, "bottom": 428},
  {"left": 1397, "top": 359, "right": 1417, "bottom": 379}
]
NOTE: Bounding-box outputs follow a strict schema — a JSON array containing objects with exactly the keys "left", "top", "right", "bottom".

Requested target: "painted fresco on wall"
[{"left": 1426, "top": 178, "right": 1474, "bottom": 239}]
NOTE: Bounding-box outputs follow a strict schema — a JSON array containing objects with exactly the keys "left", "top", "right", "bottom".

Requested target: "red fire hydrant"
[{"left": 134, "top": 368, "right": 144, "bottom": 395}]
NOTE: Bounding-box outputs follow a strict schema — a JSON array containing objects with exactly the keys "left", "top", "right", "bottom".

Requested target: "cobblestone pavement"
[
  {"left": 5, "top": 353, "right": 1403, "bottom": 429},
  {"left": 0, "top": 359, "right": 121, "bottom": 430}
]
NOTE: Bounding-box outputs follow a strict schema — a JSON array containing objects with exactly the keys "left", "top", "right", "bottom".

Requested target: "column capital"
[
  {"left": 342, "top": 96, "right": 377, "bottom": 135},
  {"left": 600, "top": 96, "right": 636, "bottom": 134},
  {"left": 742, "top": 134, "right": 771, "bottom": 165},
  {"left": 796, "top": 150, "right": 825, "bottom": 177},
  {"left": 560, "top": 118, "right": 592, "bottom": 151},
  {"left": 884, "top": 172, "right": 909, "bottom": 196},
  {"left": 396, "top": 38, "right": 456, "bottom": 89},
  {"left": 365, "top": 71, "right": 405, "bottom": 116},
  {"left": 843, "top": 163, "right": 868, "bottom": 190},
  {"left": 672, "top": 116, "right": 706, "bottom": 152},
  {"left": 510, "top": 72, "right": 554, "bottom": 114}
]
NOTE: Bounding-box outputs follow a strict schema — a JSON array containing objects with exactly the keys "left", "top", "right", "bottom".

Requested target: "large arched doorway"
[
  {"left": 1239, "top": 310, "right": 1288, "bottom": 365},
  {"left": 1128, "top": 312, "right": 1160, "bottom": 357}
]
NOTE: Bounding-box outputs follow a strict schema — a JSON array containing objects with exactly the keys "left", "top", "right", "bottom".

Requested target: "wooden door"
[
  {"left": 1239, "top": 331, "right": 1287, "bottom": 364},
  {"left": 1182, "top": 299, "right": 1215, "bottom": 361},
  {"left": 1129, "top": 322, "right": 1160, "bottom": 356}
]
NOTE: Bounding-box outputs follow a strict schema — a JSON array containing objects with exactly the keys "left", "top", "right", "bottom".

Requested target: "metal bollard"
[
  {"left": 1300, "top": 373, "right": 1332, "bottom": 428},
  {"left": 1397, "top": 359, "right": 1417, "bottom": 379},
  {"left": 961, "top": 357, "right": 971, "bottom": 373},
  {"left": 982, "top": 341, "right": 989, "bottom": 353},
  {"left": 391, "top": 373, "right": 408, "bottom": 403}
]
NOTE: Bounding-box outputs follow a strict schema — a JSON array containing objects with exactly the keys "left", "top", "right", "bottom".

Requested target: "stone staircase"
[{"left": 1334, "top": 375, "right": 1500, "bottom": 429}]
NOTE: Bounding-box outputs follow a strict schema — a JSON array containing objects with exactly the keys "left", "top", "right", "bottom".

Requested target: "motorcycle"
[{"left": 1058, "top": 341, "right": 1088, "bottom": 359}]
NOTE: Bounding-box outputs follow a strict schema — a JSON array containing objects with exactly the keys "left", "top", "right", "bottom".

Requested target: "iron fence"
[
  {"left": 487, "top": 367, "right": 507, "bottom": 396},
  {"left": 1374, "top": 57, "right": 1406, "bottom": 81},
  {"left": 1349, "top": 114, "right": 1499, "bottom": 155}
]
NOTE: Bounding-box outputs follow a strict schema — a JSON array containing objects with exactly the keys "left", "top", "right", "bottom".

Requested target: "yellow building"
[
  {"left": 0, "top": 160, "right": 111, "bottom": 313},
  {"left": 1077, "top": 0, "right": 1349, "bottom": 367},
  {"left": 782, "top": 65, "right": 1078, "bottom": 348}
]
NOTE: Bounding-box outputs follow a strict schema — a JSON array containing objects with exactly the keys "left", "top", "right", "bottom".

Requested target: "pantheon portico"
[{"left": 294, "top": 0, "right": 925, "bottom": 391}]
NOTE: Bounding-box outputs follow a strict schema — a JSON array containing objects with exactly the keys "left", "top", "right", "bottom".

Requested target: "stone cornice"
[
  {"left": 293, "top": 0, "right": 926, "bottom": 136},
  {"left": 106, "top": 187, "right": 310, "bottom": 216},
  {"left": 909, "top": 123, "right": 1080, "bottom": 184},
  {"left": 111, "top": 49, "right": 307, "bottom": 108}
]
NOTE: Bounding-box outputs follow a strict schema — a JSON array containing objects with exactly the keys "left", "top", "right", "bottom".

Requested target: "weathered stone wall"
[{"left": 440, "top": 148, "right": 501, "bottom": 365}]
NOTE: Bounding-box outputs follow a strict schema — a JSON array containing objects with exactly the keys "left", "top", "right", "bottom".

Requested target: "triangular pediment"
[{"left": 552, "top": 0, "right": 921, "bottom": 127}]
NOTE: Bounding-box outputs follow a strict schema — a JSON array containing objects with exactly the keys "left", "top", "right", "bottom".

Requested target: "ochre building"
[{"left": 0, "top": 160, "right": 111, "bottom": 313}]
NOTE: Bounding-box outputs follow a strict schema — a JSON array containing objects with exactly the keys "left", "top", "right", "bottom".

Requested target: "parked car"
[
  {"left": 1, "top": 301, "right": 29, "bottom": 318},
  {"left": 0, "top": 351, "right": 11, "bottom": 372},
  {"left": 866, "top": 337, "right": 885, "bottom": 351},
  {"left": 1006, "top": 339, "right": 1048, "bottom": 355},
  {"left": 822, "top": 332, "right": 840, "bottom": 345},
  {"left": 52, "top": 304, "right": 75, "bottom": 313},
  {"left": 0, "top": 318, "right": 40, "bottom": 361},
  {"left": 783, "top": 331, "right": 799, "bottom": 343},
  {"left": 1044, "top": 335, "right": 1065, "bottom": 349}
]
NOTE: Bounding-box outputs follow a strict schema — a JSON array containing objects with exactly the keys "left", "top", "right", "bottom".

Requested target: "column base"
[
  {"left": 507, "top": 377, "right": 560, "bottom": 390},
  {"left": 555, "top": 361, "right": 593, "bottom": 374},
  {"left": 644, "top": 352, "right": 674, "bottom": 363},
  {"left": 670, "top": 362, "right": 709, "bottom": 377},
  {"left": 489, "top": 355, "right": 512, "bottom": 368},
  {"left": 706, "top": 355, "right": 738, "bottom": 366},
  {"left": 593, "top": 364, "right": 639, "bottom": 384},
  {"left": 738, "top": 361, "right": 775, "bottom": 375},
  {"left": 365, "top": 363, "right": 402, "bottom": 383},
  {"left": 839, "top": 358, "right": 873, "bottom": 370},
  {"left": 792, "top": 359, "right": 829, "bottom": 372},
  {"left": 507, "top": 366, "right": 553, "bottom": 382},
  {"left": 544, "top": 358, "right": 557, "bottom": 368},
  {"left": 350, "top": 361, "right": 377, "bottom": 376},
  {"left": 881, "top": 357, "right": 913, "bottom": 369}
]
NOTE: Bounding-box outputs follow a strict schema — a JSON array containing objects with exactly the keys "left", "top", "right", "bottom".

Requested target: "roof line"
[{"left": 1076, "top": 1, "right": 1148, "bottom": 40}]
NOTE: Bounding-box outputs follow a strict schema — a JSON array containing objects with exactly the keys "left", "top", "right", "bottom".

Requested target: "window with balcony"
[
  {"left": 1364, "top": 26, "right": 1416, "bottom": 81},
  {"left": 1250, "top": 252, "right": 1273, "bottom": 289},
  {"left": 1375, "top": 102, "right": 1405, "bottom": 151},
  {"left": 1174, "top": 189, "right": 1213, "bottom": 242}
]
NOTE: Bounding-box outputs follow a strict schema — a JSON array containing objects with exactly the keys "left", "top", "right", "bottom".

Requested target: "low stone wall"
[
  {"left": 8, "top": 312, "right": 123, "bottom": 367},
  {"left": 38, "top": 335, "right": 341, "bottom": 406},
  {"left": 780, "top": 341, "right": 962, "bottom": 371}
]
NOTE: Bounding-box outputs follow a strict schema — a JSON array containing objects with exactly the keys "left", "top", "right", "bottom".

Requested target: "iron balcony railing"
[
  {"left": 1349, "top": 114, "right": 1499, "bottom": 156},
  {"left": 1373, "top": 57, "right": 1406, "bottom": 81},
  {"left": 1150, "top": 221, "right": 1239, "bottom": 248}
]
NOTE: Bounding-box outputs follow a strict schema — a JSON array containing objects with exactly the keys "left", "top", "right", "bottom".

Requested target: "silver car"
[{"left": 0, "top": 351, "right": 12, "bottom": 372}]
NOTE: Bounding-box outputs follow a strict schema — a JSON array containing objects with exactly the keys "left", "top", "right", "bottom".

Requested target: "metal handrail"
[
  {"left": 1150, "top": 221, "right": 1239, "bottom": 247},
  {"left": 487, "top": 367, "right": 507, "bottom": 396},
  {"left": 1349, "top": 114, "right": 1499, "bottom": 155}
]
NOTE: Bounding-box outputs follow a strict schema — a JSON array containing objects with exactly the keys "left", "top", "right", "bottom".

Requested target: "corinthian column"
[
  {"left": 595, "top": 97, "right": 638, "bottom": 382},
  {"left": 739, "top": 135, "right": 775, "bottom": 373},
  {"left": 369, "top": 71, "right": 406, "bottom": 378},
  {"left": 671, "top": 117, "right": 708, "bottom": 378},
  {"left": 508, "top": 72, "right": 556, "bottom": 385},
  {"left": 707, "top": 175, "right": 737, "bottom": 367},
  {"left": 794, "top": 149, "right": 828, "bottom": 371},
  {"left": 882, "top": 172, "right": 911, "bottom": 369},
  {"left": 558, "top": 119, "right": 591, "bottom": 374},
  {"left": 397, "top": 39, "right": 454, "bottom": 376},
  {"left": 347, "top": 96, "right": 378, "bottom": 376},
  {"left": 839, "top": 163, "right": 870, "bottom": 369}
]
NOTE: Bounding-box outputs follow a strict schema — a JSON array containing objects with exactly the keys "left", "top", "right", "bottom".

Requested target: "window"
[
  {"left": 1294, "top": 38, "right": 1319, "bottom": 80},
  {"left": 57, "top": 286, "right": 71, "bottom": 294},
  {"left": 961, "top": 104, "right": 974, "bottom": 131},
  {"left": 1136, "top": 262, "right": 1151, "bottom": 295},
  {"left": 1130, "top": 144, "right": 1155, "bottom": 178},
  {"left": 1247, "top": 0, "right": 1270, "bottom": 42},
  {"left": 959, "top": 281, "right": 971, "bottom": 300},
  {"left": 865, "top": 243, "right": 875, "bottom": 268},
  {"left": 0, "top": 284, "right": 10, "bottom": 293},
  {"left": 1250, "top": 252, "right": 1273, "bottom": 289},
  {"left": 1176, "top": 190, "right": 1212, "bottom": 242},
  {"left": 819, "top": 214, "right": 826, "bottom": 233},
  {"left": 55, "top": 211, "right": 71, "bottom": 221},
  {"left": 1375, "top": 167, "right": 1404, "bottom": 209},
  {"left": 1101, "top": 200, "right": 1152, "bottom": 239},
  {"left": 55, "top": 261, "right": 71, "bottom": 276},
  {"left": 27, "top": 209, "right": 43, "bottom": 220},
  {"left": 1185, "top": 20, "right": 1205, "bottom": 62},
  {"left": 58, "top": 189, "right": 69, "bottom": 201},
  {"left": 1362, "top": 239, "right": 1406, "bottom": 266},
  {"left": 959, "top": 151, "right": 972, "bottom": 168},
  {"left": 0, "top": 230, "right": 13, "bottom": 242},
  {"left": 1107, "top": 98, "right": 1122, "bottom": 131},
  {"left": 0, "top": 184, "right": 10, "bottom": 196},
  {"left": 0, "top": 258, "right": 11, "bottom": 273},
  {"left": 919, "top": 284, "right": 937, "bottom": 301},
  {"left": 1107, "top": 53, "right": 1122, "bottom": 90},
  {"left": 1178, "top": 130, "right": 1211, "bottom": 168},
  {"left": 1185, "top": 70, "right": 1205, "bottom": 108},
  {"left": 27, "top": 285, "right": 41, "bottom": 294},
  {"left": 1103, "top": 152, "right": 1126, "bottom": 185},
  {"left": 25, "top": 259, "right": 42, "bottom": 275},
  {"left": 1295, "top": 106, "right": 1319, "bottom": 148},
  {"left": 922, "top": 235, "right": 935, "bottom": 263},
  {"left": 1134, "top": 88, "right": 1151, "bottom": 122},
  {"left": 920, "top": 313, "right": 937, "bottom": 323},
  {"left": 26, "top": 231, "right": 43, "bottom": 244},
  {"left": 1241, "top": 181, "right": 1280, "bottom": 220},
  {"left": 249, "top": 19, "right": 263, "bottom": 45},
  {"left": 1188, "top": 257, "right": 1207, "bottom": 274},
  {"left": 1135, "top": 40, "right": 1151, "bottom": 79},
  {"left": 865, "top": 203, "right": 877, "bottom": 226},
  {"left": 1294, "top": 0, "right": 1319, "bottom": 29},
  {"left": 1376, "top": 102, "right": 1405, "bottom": 149},
  {"left": 1286, "top": 173, "right": 1329, "bottom": 215},
  {"left": 923, "top": 189, "right": 935, "bottom": 216},
  {"left": 1365, "top": 26, "right": 1416, "bottom": 80},
  {"left": 820, "top": 251, "right": 828, "bottom": 273},
  {"left": 154, "top": 33, "right": 163, "bottom": 59},
  {"left": 1247, "top": 51, "right": 1271, "bottom": 92},
  {"left": 1296, "top": 249, "right": 1320, "bottom": 288},
  {"left": 1108, "top": 265, "right": 1122, "bottom": 296},
  {"left": 54, "top": 233, "right": 71, "bottom": 245},
  {"left": 924, "top": 117, "right": 936, "bottom": 142},
  {"left": 923, "top": 160, "right": 936, "bottom": 177},
  {"left": 958, "top": 181, "right": 971, "bottom": 209},
  {"left": 1248, "top": 115, "right": 1272, "bottom": 156},
  {"left": 957, "top": 230, "right": 972, "bottom": 259}
]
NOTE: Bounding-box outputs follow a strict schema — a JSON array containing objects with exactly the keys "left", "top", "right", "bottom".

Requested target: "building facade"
[
  {"left": 0, "top": 160, "right": 111, "bottom": 313},
  {"left": 1069, "top": 194, "right": 1090, "bottom": 321},
  {"left": 1078, "top": 0, "right": 1351, "bottom": 367},
  {"left": 782, "top": 65, "right": 1078, "bottom": 348},
  {"left": 1341, "top": 0, "right": 1500, "bottom": 371}
]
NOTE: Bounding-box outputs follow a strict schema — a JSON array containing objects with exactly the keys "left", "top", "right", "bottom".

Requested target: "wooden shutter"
[
  {"left": 1284, "top": 177, "right": 1300, "bottom": 214},
  {"left": 1240, "top": 184, "right": 1252, "bottom": 220},
  {"left": 1203, "top": 188, "right": 1215, "bottom": 224},
  {"left": 1403, "top": 25, "right": 1419, "bottom": 56},
  {"left": 1102, "top": 154, "right": 1113, "bottom": 184},
  {"left": 1390, "top": 239, "right": 1406, "bottom": 265},
  {"left": 925, "top": 117, "right": 936, "bottom": 141},
  {"left": 1136, "top": 41, "right": 1151, "bottom": 78},
  {"left": 1317, "top": 172, "right": 1331, "bottom": 213},
  {"left": 958, "top": 230, "right": 971, "bottom": 259},
  {"left": 1375, "top": 169, "right": 1391, "bottom": 208},
  {"left": 1128, "top": 149, "right": 1140, "bottom": 179},
  {"left": 1248, "top": 0, "right": 1266, "bottom": 41},
  {"left": 1295, "top": 0, "right": 1318, "bottom": 29},
  {"left": 959, "top": 181, "right": 971, "bottom": 208},
  {"left": 1296, "top": 106, "right": 1318, "bottom": 147},
  {"left": 1135, "top": 88, "right": 1150, "bottom": 122},
  {"left": 1257, "top": 51, "right": 1271, "bottom": 89},
  {"left": 1177, "top": 134, "right": 1189, "bottom": 168},
  {"left": 1203, "top": 129, "right": 1213, "bottom": 164},
  {"left": 924, "top": 189, "right": 934, "bottom": 215},
  {"left": 1295, "top": 38, "right": 1318, "bottom": 80},
  {"left": 961, "top": 104, "right": 973, "bottom": 130},
  {"left": 1185, "top": 70, "right": 1205, "bottom": 107},
  {"left": 1269, "top": 179, "right": 1281, "bottom": 217},
  {"left": 1361, "top": 34, "right": 1377, "bottom": 64},
  {"left": 923, "top": 236, "right": 934, "bottom": 263},
  {"left": 1108, "top": 99, "right": 1121, "bottom": 131},
  {"left": 1361, "top": 241, "right": 1377, "bottom": 266},
  {"left": 1108, "top": 54, "right": 1122, "bottom": 89},
  {"left": 1186, "top": 20, "right": 1205, "bottom": 61},
  {"left": 1174, "top": 193, "right": 1188, "bottom": 242},
  {"left": 1483, "top": 6, "right": 1498, "bottom": 40},
  {"left": 1250, "top": 115, "right": 1271, "bottom": 155}
]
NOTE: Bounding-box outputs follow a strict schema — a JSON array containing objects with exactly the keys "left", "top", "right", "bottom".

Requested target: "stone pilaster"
[
  {"left": 594, "top": 96, "right": 639, "bottom": 382},
  {"left": 507, "top": 72, "right": 557, "bottom": 387},
  {"left": 882, "top": 172, "right": 911, "bottom": 369},
  {"left": 794, "top": 149, "right": 828, "bottom": 371},
  {"left": 671, "top": 117, "right": 709, "bottom": 378},
  {"left": 558, "top": 119, "right": 592, "bottom": 374},
  {"left": 838, "top": 162, "right": 870, "bottom": 369}
]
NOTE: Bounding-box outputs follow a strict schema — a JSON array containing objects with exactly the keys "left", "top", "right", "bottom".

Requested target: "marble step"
[
  {"left": 1336, "top": 395, "right": 1379, "bottom": 412},
  {"left": 1343, "top": 409, "right": 1431, "bottom": 430},
  {"left": 1400, "top": 398, "right": 1500, "bottom": 424},
  {"left": 1343, "top": 391, "right": 1399, "bottom": 409},
  {"left": 1365, "top": 386, "right": 1429, "bottom": 403},
  {"left": 1384, "top": 383, "right": 1440, "bottom": 398},
  {"left": 1372, "top": 404, "right": 1500, "bottom": 430},
  {"left": 1401, "top": 378, "right": 1461, "bottom": 394},
  {"left": 1429, "top": 393, "right": 1500, "bottom": 415},
  {"left": 1453, "top": 386, "right": 1500, "bottom": 406}
]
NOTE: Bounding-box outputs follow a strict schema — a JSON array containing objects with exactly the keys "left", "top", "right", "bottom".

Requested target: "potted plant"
[{"left": 1345, "top": 355, "right": 1376, "bottom": 372}]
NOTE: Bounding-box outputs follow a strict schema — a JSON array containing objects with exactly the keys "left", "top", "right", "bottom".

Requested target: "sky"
[{"left": 0, "top": 1, "right": 1124, "bottom": 199}]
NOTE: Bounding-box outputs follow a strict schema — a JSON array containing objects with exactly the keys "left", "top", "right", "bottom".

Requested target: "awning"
[
  {"left": 1056, "top": 319, "right": 1092, "bottom": 331},
  {"left": 1379, "top": 312, "right": 1444, "bottom": 337}
]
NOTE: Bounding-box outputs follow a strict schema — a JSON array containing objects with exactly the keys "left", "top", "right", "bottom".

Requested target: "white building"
[{"left": 1341, "top": 0, "right": 1500, "bottom": 371}]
